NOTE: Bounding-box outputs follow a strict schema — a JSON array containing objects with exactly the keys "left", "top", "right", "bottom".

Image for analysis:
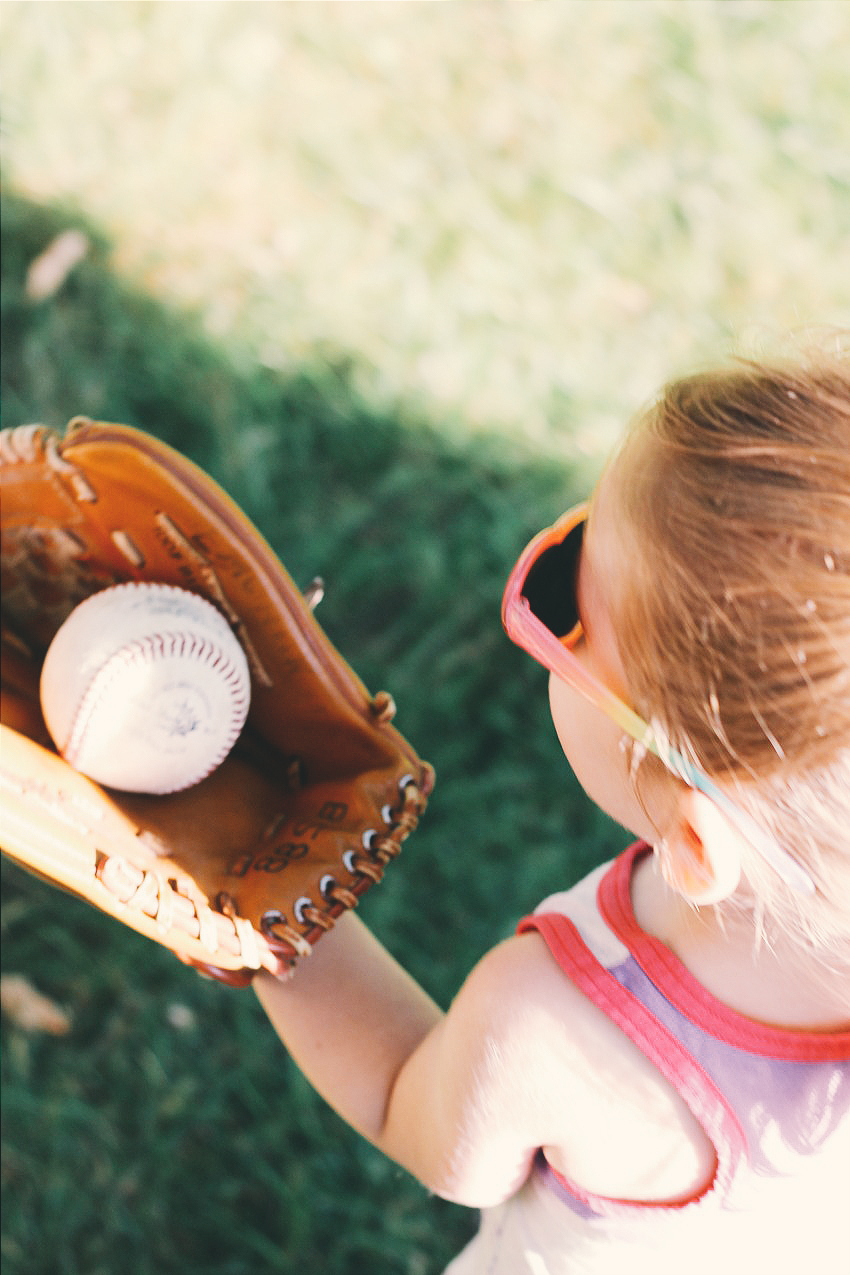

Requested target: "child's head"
[{"left": 604, "top": 347, "right": 850, "bottom": 956}]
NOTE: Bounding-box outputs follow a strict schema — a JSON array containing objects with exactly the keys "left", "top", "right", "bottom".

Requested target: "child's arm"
[{"left": 254, "top": 911, "right": 546, "bottom": 1207}]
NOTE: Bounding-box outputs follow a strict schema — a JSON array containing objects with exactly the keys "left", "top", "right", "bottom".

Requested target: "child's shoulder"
[
  {"left": 459, "top": 927, "right": 716, "bottom": 1201},
  {"left": 467, "top": 925, "right": 654, "bottom": 1093}
]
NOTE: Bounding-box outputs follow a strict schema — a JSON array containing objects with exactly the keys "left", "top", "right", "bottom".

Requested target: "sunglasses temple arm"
[{"left": 504, "top": 602, "right": 654, "bottom": 742}]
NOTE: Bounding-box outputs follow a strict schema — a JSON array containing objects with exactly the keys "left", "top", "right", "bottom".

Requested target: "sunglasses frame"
[{"left": 502, "top": 502, "right": 814, "bottom": 895}]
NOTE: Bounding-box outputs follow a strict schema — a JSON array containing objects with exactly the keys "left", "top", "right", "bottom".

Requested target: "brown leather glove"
[{"left": 0, "top": 418, "right": 433, "bottom": 985}]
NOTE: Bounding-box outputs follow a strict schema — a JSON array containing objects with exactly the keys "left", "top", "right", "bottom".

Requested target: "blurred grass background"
[{"left": 1, "top": 3, "right": 849, "bottom": 1274}]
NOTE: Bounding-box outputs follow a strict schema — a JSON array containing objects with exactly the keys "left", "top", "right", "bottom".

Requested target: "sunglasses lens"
[{"left": 521, "top": 521, "right": 584, "bottom": 639}]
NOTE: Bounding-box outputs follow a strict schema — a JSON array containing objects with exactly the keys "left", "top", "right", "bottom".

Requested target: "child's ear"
[{"left": 660, "top": 789, "right": 743, "bottom": 905}]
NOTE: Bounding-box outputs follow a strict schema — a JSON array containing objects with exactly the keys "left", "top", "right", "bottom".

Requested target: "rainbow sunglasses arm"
[
  {"left": 503, "top": 596, "right": 652, "bottom": 745},
  {"left": 502, "top": 541, "right": 815, "bottom": 897}
]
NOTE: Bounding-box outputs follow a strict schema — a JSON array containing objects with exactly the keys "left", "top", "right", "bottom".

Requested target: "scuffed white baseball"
[{"left": 40, "top": 582, "right": 251, "bottom": 794}]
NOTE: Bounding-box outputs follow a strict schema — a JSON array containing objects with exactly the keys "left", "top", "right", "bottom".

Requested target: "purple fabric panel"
[{"left": 609, "top": 956, "right": 850, "bottom": 1175}]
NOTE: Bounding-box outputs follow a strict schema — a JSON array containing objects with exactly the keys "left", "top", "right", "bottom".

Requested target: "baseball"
[{"left": 40, "top": 582, "right": 252, "bottom": 794}]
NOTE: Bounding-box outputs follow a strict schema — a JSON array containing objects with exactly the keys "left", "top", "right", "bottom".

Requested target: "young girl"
[{"left": 255, "top": 351, "right": 850, "bottom": 1274}]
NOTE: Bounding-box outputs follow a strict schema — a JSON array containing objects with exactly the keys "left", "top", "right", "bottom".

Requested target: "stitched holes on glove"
[
  {"left": 293, "top": 896, "right": 334, "bottom": 931},
  {"left": 319, "top": 874, "right": 336, "bottom": 900},
  {"left": 393, "top": 777, "right": 425, "bottom": 836},
  {"left": 343, "top": 849, "right": 384, "bottom": 884},
  {"left": 320, "top": 875, "right": 358, "bottom": 910},
  {"left": 261, "top": 908, "right": 288, "bottom": 937},
  {"left": 293, "top": 896, "right": 313, "bottom": 926},
  {"left": 359, "top": 829, "right": 398, "bottom": 866},
  {"left": 349, "top": 777, "right": 428, "bottom": 883},
  {"left": 260, "top": 909, "right": 312, "bottom": 958}
]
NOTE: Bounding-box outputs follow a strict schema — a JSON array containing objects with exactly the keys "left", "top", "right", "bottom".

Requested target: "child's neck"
[{"left": 631, "top": 853, "right": 850, "bottom": 1031}]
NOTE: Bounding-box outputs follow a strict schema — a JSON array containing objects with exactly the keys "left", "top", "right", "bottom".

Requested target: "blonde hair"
[{"left": 612, "top": 346, "right": 850, "bottom": 956}]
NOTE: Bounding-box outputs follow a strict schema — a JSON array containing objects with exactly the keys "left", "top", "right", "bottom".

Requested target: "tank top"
[{"left": 444, "top": 843, "right": 850, "bottom": 1275}]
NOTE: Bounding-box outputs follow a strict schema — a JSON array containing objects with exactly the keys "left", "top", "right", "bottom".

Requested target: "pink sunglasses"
[{"left": 502, "top": 502, "right": 814, "bottom": 895}]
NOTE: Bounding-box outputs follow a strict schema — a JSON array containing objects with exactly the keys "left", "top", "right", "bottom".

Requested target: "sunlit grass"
[{"left": 2, "top": 0, "right": 848, "bottom": 462}]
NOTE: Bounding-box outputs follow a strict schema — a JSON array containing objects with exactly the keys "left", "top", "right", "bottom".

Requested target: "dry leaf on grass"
[
  {"left": 166, "top": 1003, "right": 197, "bottom": 1030},
  {"left": 0, "top": 973, "right": 72, "bottom": 1035},
  {"left": 26, "top": 229, "right": 89, "bottom": 301}
]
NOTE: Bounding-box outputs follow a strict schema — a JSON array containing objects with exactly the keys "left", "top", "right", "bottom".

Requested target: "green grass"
[{"left": 1, "top": 191, "right": 623, "bottom": 1275}]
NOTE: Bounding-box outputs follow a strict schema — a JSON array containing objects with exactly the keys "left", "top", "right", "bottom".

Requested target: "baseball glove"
[{"left": 0, "top": 417, "right": 433, "bottom": 985}]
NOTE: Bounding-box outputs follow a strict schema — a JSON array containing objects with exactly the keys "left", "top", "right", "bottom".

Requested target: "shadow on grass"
[{"left": 1, "top": 191, "right": 625, "bottom": 1275}]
